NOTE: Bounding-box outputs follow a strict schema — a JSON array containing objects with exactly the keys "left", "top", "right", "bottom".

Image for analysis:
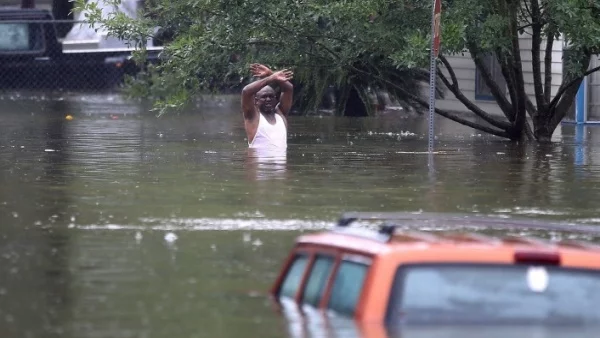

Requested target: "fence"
[{"left": 1, "top": 17, "right": 160, "bottom": 91}]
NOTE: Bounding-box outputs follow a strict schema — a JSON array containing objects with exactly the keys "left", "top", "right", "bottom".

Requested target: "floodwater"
[{"left": 1, "top": 91, "right": 600, "bottom": 338}]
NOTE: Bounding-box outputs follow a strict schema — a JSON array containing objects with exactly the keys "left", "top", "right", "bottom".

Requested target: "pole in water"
[{"left": 428, "top": 0, "right": 442, "bottom": 154}]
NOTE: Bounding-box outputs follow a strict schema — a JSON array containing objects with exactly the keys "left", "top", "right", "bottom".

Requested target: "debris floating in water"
[{"left": 164, "top": 232, "right": 178, "bottom": 243}]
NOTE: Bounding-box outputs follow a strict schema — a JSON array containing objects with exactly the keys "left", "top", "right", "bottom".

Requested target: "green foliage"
[
  {"left": 75, "top": 0, "right": 600, "bottom": 141},
  {"left": 75, "top": 0, "right": 442, "bottom": 116},
  {"left": 441, "top": 0, "right": 600, "bottom": 76}
]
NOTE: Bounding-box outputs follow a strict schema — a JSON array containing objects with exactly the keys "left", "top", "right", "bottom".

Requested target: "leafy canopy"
[{"left": 75, "top": 0, "right": 442, "bottom": 115}]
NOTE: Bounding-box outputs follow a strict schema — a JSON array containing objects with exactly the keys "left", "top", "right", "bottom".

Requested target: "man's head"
[{"left": 255, "top": 86, "right": 277, "bottom": 114}]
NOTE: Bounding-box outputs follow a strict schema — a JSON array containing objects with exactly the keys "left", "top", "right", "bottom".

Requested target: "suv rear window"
[{"left": 386, "top": 263, "right": 600, "bottom": 325}]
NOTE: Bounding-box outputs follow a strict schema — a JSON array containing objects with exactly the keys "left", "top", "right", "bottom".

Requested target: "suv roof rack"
[{"left": 337, "top": 211, "right": 600, "bottom": 237}]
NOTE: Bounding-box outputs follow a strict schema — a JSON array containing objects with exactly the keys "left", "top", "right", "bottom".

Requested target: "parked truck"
[{"left": 0, "top": 7, "right": 162, "bottom": 90}]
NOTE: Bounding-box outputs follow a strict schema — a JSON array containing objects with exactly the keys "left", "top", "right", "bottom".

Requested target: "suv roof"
[
  {"left": 300, "top": 211, "right": 600, "bottom": 250},
  {"left": 294, "top": 212, "right": 600, "bottom": 269}
]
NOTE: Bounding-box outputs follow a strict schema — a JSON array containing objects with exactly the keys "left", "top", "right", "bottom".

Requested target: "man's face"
[{"left": 255, "top": 87, "right": 277, "bottom": 113}]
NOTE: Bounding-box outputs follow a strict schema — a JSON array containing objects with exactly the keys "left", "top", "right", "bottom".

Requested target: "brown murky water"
[{"left": 1, "top": 91, "right": 600, "bottom": 338}]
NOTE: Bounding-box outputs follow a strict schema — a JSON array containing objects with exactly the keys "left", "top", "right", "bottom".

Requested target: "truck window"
[
  {"left": 279, "top": 254, "right": 309, "bottom": 299},
  {"left": 327, "top": 260, "right": 369, "bottom": 316},
  {"left": 386, "top": 263, "right": 600, "bottom": 325},
  {"left": 0, "top": 23, "right": 43, "bottom": 53},
  {"left": 302, "top": 255, "right": 334, "bottom": 307}
]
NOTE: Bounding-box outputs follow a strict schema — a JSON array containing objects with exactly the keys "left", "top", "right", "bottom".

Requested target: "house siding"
[{"left": 435, "top": 32, "right": 564, "bottom": 117}]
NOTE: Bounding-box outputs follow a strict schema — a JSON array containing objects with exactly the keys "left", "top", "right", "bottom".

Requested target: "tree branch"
[
  {"left": 543, "top": 29, "right": 555, "bottom": 105},
  {"left": 507, "top": 3, "right": 528, "bottom": 133},
  {"left": 517, "top": 23, "right": 535, "bottom": 31},
  {"left": 412, "top": 96, "right": 511, "bottom": 138},
  {"left": 523, "top": 0, "right": 533, "bottom": 19},
  {"left": 437, "top": 57, "right": 511, "bottom": 130},
  {"left": 498, "top": 53, "right": 518, "bottom": 121},
  {"left": 467, "top": 47, "right": 515, "bottom": 121},
  {"left": 524, "top": 118, "right": 535, "bottom": 140},
  {"left": 526, "top": 97, "right": 537, "bottom": 117},
  {"left": 548, "top": 77, "right": 584, "bottom": 130},
  {"left": 530, "top": 0, "right": 546, "bottom": 111},
  {"left": 347, "top": 64, "right": 510, "bottom": 138},
  {"left": 548, "top": 64, "right": 600, "bottom": 111}
]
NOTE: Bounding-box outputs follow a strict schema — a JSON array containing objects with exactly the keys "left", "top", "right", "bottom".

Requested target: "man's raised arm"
[
  {"left": 276, "top": 77, "right": 293, "bottom": 116},
  {"left": 241, "top": 76, "right": 273, "bottom": 120},
  {"left": 242, "top": 64, "right": 293, "bottom": 118}
]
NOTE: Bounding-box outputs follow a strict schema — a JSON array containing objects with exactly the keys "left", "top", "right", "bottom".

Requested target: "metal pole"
[{"left": 428, "top": 0, "right": 441, "bottom": 154}]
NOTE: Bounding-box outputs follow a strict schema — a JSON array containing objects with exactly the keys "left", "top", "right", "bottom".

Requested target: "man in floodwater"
[{"left": 241, "top": 63, "right": 293, "bottom": 150}]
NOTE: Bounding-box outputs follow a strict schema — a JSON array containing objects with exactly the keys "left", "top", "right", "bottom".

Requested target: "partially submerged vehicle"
[{"left": 271, "top": 212, "right": 600, "bottom": 336}]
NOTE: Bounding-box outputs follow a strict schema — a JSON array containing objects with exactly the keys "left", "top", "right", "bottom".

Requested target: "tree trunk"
[
  {"left": 53, "top": 0, "right": 75, "bottom": 38},
  {"left": 342, "top": 86, "right": 369, "bottom": 117},
  {"left": 533, "top": 115, "right": 553, "bottom": 142},
  {"left": 506, "top": 124, "right": 526, "bottom": 141}
]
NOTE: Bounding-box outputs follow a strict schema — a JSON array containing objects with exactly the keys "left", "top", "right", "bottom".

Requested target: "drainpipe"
[{"left": 22, "top": 0, "right": 35, "bottom": 8}]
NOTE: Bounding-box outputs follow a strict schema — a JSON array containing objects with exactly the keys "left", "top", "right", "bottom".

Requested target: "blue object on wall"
[{"left": 575, "top": 77, "right": 587, "bottom": 124}]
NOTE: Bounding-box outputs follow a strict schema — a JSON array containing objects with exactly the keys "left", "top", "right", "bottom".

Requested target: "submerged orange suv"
[{"left": 270, "top": 212, "right": 600, "bottom": 328}]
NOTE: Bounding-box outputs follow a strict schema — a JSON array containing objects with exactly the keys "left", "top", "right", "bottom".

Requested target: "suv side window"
[
  {"left": 302, "top": 255, "right": 335, "bottom": 306},
  {"left": 279, "top": 254, "right": 309, "bottom": 299},
  {"left": 327, "top": 259, "right": 369, "bottom": 316}
]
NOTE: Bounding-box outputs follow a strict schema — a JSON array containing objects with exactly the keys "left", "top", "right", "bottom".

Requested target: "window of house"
[
  {"left": 326, "top": 259, "right": 369, "bottom": 316},
  {"left": 475, "top": 53, "right": 506, "bottom": 101},
  {"left": 302, "top": 255, "right": 335, "bottom": 307},
  {"left": 279, "top": 254, "right": 309, "bottom": 299}
]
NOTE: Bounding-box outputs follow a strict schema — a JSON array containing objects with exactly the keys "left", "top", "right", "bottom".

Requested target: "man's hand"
[
  {"left": 270, "top": 69, "right": 293, "bottom": 83},
  {"left": 250, "top": 63, "right": 273, "bottom": 78}
]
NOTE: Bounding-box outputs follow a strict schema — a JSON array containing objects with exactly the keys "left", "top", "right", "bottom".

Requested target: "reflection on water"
[
  {"left": 2, "top": 92, "right": 600, "bottom": 337},
  {"left": 246, "top": 147, "right": 287, "bottom": 181}
]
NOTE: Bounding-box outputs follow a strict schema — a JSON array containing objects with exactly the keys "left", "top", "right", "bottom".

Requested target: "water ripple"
[{"left": 75, "top": 217, "right": 335, "bottom": 231}]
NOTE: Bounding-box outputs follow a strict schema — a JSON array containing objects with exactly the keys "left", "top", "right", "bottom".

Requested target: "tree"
[
  {"left": 439, "top": 0, "right": 600, "bottom": 141},
  {"left": 76, "top": 0, "right": 600, "bottom": 142},
  {"left": 75, "top": 0, "right": 444, "bottom": 117}
]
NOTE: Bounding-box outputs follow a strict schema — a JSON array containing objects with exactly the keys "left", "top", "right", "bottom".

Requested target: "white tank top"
[{"left": 248, "top": 113, "right": 287, "bottom": 149}]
